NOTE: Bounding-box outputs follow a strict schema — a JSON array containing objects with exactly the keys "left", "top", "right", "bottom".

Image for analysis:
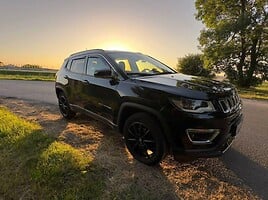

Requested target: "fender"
[
  {"left": 55, "top": 84, "right": 67, "bottom": 98},
  {"left": 117, "top": 102, "right": 173, "bottom": 147}
]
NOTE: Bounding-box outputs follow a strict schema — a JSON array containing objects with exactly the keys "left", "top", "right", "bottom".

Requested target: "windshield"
[{"left": 108, "top": 52, "right": 176, "bottom": 76}]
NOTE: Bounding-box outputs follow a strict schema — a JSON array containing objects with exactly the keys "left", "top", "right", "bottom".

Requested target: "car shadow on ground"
[
  {"left": 221, "top": 148, "right": 268, "bottom": 199},
  {"left": 69, "top": 114, "right": 180, "bottom": 199}
]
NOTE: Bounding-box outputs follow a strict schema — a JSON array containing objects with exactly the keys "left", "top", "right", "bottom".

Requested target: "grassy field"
[
  {"left": 0, "top": 106, "right": 104, "bottom": 199},
  {"left": 0, "top": 70, "right": 56, "bottom": 81},
  {"left": 238, "top": 82, "right": 268, "bottom": 100}
]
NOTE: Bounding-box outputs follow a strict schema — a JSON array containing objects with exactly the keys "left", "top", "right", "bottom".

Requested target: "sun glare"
[{"left": 100, "top": 42, "right": 131, "bottom": 51}]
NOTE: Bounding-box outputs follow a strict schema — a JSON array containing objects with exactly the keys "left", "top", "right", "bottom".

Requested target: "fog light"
[{"left": 186, "top": 129, "right": 220, "bottom": 145}]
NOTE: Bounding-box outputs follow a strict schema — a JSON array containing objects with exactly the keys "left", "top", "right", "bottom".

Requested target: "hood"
[{"left": 133, "top": 73, "right": 234, "bottom": 95}]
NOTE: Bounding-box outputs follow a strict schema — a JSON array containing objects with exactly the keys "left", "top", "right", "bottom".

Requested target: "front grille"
[{"left": 218, "top": 92, "right": 240, "bottom": 113}]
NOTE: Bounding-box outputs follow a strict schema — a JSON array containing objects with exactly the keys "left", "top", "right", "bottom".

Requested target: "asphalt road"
[
  {"left": 0, "top": 79, "right": 268, "bottom": 198},
  {"left": 0, "top": 80, "right": 57, "bottom": 104}
]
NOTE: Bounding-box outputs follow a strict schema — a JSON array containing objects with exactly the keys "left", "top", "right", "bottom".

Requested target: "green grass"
[
  {"left": 238, "top": 81, "right": 268, "bottom": 100},
  {"left": 0, "top": 107, "right": 104, "bottom": 199},
  {"left": 0, "top": 70, "right": 56, "bottom": 81}
]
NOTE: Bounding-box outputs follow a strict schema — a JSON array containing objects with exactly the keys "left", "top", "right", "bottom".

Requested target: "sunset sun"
[{"left": 99, "top": 42, "right": 132, "bottom": 51}]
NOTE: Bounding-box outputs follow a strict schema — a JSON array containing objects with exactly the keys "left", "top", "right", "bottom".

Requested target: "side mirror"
[{"left": 94, "top": 69, "right": 112, "bottom": 78}]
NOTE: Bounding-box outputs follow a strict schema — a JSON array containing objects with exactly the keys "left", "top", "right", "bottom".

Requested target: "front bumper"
[{"left": 162, "top": 103, "right": 243, "bottom": 160}]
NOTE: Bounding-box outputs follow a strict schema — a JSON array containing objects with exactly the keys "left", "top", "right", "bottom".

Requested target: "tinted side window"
[
  {"left": 86, "top": 57, "right": 110, "bottom": 76},
  {"left": 70, "top": 58, "right": 85, "bottom": 74},
  {"left": 61, "top": 59, "right": 68, "bottom": 69},
  {"left": 66, "top": 60, "right": 71, "bottom": 70}
]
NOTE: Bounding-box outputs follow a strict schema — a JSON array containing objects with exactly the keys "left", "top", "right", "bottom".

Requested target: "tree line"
[
  {"left": 0, "top": 62, "right": 44, "bottom": 69},
  {"left": 177, "top": 0, "right": 267, "bottom": 88}
]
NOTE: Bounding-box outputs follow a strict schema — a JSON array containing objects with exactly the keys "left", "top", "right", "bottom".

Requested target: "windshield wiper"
[
  {"left": 126, "top": 71, "right": 175, "bottom": 76},
  {"left": 126, "top": 72, "right": 153, "bottom": 76},
  {"left": 156, "top": 71, "right": 175, "bottom": 75}
]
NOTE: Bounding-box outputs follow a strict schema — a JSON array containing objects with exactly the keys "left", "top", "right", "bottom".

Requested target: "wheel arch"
[
  {"left": 117, "top": 102, "right": 172, "bottom": 147},
  {"left": 55, "top": 86, "right": 66, "bottom": 98}
]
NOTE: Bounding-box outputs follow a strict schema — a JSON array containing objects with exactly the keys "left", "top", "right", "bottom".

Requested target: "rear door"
[
  {"left": 82, "top": 55, "right": 120, "bottom": 122},
  {"left": 65, "top": 56, "right": 87, "bottom": 105}
]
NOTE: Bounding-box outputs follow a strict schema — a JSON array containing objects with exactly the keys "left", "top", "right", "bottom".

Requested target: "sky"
[{"left": 0, "top": 0, "right": 203, "bottom": 69}]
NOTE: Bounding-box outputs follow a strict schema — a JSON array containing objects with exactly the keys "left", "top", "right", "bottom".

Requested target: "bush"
[{"left": 177, "top": 54, "right": 213, "bottom": 77}]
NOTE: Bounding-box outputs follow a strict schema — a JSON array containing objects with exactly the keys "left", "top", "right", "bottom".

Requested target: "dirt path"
[{"left": 0, "top": 97, "right": 259, "bottom": 200}]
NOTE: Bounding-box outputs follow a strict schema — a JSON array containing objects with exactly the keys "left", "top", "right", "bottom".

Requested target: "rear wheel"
[
  {"left": 58, "top": 92, "right": 76, "bottom": 119},
  {"left": 123, "top": 113, "right": 167, "bottom": 165}
]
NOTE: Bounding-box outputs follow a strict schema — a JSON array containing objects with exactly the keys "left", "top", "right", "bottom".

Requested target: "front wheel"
[
  {"left": 123, "top": 113, "right": 167, "bottom": 165},
  {"left": 58, "top": 92, "right": 76, "bottom": 119}
]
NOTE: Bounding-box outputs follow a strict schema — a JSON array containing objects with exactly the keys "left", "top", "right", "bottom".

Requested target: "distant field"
[
  {"left": 238, "top": 82, "right": 268, "bottom": 100},
  {"left": 0, "top": 69, "right": 56, "bottom": 81}
]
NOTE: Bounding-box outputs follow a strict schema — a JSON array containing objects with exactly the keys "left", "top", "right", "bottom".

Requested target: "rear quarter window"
[{"left": 61, "top": 59, "right": 68, "bottom": 69}]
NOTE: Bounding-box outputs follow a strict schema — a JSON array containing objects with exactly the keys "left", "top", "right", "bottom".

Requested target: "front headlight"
[{"left": 171, "top": 98, "right": 216, "bottom": 113}]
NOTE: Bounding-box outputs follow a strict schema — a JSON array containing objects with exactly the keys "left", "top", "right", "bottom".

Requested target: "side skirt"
[{"left": 70, "top": 104, "right": 117, "bottom": 129}]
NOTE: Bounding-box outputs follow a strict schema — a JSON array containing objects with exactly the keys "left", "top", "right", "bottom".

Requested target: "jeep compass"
[{"left": 55, "top": 49, "right": 243, "bottom": 165}]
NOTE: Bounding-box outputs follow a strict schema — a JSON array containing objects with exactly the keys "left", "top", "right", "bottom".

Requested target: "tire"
[
  {"left": 123, "top": 113, "right": 167, "bottom": 165},
  {"left": 57, "top": 92, "right": 76, "bottom": 119}
]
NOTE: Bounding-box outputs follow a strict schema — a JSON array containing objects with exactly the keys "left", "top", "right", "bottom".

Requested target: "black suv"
[{"left": 55, "top": 49, "right": 243, "bottom": 165}]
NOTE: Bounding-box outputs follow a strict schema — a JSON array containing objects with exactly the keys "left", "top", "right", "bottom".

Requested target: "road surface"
[
  {"left": 0, "top": 80, "right": 57, "bottom": 104},
  {"left": 0, "top": 79, "right": 268, "bottom": 198}
]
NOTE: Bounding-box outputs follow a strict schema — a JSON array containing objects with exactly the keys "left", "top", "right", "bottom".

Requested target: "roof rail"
[{"left": 70, "top": 49, "right": 105, "bottom": 57}]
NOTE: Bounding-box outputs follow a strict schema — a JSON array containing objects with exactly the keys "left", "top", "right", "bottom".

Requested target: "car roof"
[
  {"left": 69, "top": 49, "right": 105, "bottom": 57},
  {"left": 69, "top": 49, "right": 141, "bottom": 58}
]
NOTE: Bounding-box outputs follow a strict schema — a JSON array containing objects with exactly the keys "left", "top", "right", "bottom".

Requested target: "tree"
[
  {"left": 21, "top": 64, "right": 41, "bottom": 69},
  {"left": 177, "top": 54, "right": 213, "bottom": 77},
  {"left": 195, "top": 0, "right": 268, "bottom": 87}
]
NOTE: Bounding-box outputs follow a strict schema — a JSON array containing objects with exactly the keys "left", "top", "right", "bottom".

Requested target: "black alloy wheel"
[
  {"left": 123, "top": 113, "right": 167, "bottom": 165},
  {"left": 58, "top": 92, "right": 75, "bottom": 119}
]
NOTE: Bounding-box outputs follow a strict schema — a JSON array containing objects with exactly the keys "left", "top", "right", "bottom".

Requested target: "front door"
[{"left": 82, "top": 55, "right": 120, "bottom": 122}]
